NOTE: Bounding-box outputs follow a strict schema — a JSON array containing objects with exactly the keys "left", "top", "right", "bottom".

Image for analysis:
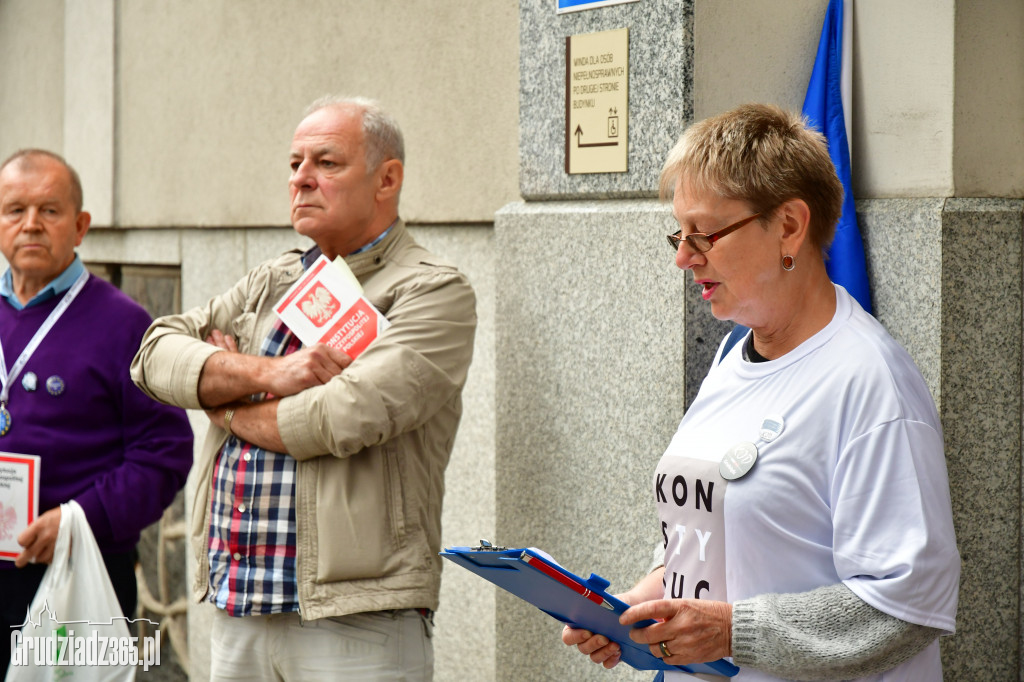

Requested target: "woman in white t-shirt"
[{"left": 562, "top": 103, "right": 959, "bottom": 681}]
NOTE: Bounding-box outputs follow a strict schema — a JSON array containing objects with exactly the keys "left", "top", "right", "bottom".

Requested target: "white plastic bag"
[{"left": 6, "top": 500, "right": 136, "bottom": 681}]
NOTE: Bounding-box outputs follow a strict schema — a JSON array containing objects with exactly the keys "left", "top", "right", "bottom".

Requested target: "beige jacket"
[{"left": 130, "top": 222, "right": 477, "bottom": 619}]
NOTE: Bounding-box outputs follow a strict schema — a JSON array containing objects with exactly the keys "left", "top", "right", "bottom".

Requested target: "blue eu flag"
[{"left": 802, "top": 0, "right": 872, "bottom": 314}]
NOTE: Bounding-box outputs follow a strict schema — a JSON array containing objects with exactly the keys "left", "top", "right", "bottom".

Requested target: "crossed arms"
[
  {"left": 130, "top": 251, "right": 477, "bottom": 461},
  {"left": 198, "top": 329, "right": 350, "bottom": 453}
]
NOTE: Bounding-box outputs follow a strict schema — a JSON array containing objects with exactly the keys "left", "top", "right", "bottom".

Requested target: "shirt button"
[
  {"left": 233, "top": 552, "right": 242, "bottom": 561},
  {"left": 238, "top": 504, "right": 247, "bottom": 513},
  {"left": 243, "top": 453, "right": 251, "bottom": 462}
]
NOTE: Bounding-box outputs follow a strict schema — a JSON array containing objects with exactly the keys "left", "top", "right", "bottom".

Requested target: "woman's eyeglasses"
[{"left": 667, "top": 213, "right": 762, "bottom": 254}]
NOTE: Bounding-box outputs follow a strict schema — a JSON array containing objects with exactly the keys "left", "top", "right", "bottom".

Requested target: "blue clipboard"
[{"left": 440, "top": 543, "right": 739, "bottom": 677}]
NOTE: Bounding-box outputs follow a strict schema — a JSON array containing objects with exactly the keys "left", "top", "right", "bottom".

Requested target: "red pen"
[{"left": 521, "top": 552, "right": 615, "bottom": 610}]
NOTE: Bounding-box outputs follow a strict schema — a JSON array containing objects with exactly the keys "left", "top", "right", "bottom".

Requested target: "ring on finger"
[{"left": 659, "top": 641, "right": 672, "bottom": 658}]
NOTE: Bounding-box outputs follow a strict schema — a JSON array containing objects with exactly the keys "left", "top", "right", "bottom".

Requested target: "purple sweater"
[{"left": 0, "top": 274, "right": 192, "bottom": 561}]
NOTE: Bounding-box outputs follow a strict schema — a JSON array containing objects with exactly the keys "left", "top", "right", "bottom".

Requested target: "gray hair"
[
  {"left": 303, "top": 95, "right": 405, "bottom": 171},
  {"left": 0, "top": 148, "right": 84, "bottom": 213}
]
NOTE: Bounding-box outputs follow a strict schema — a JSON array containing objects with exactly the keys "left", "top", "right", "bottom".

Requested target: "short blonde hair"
[{"left": 659, "top": 103, "right": 843, "bottom": 253}]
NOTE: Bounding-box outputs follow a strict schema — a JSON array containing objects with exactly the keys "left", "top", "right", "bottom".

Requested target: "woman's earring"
[{"left": 782, "top": 254, "right": 795, "bottom": 271}]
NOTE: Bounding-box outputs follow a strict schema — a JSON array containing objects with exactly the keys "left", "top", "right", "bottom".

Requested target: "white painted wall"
[
  {"left": 0, "top": 0, "right": 65, "bottom": 157},
  {"left": 853, "top": 0, "right": 956, "bottom": 197},
  {"left": 954, "top": 0, "right": 1024, "bottom": 197},
  {"left": 693, "top": 0, "right": 996, "bottom": 199},
  {"left": 113, "top": 0, "right": 520, "bottom": 228}
]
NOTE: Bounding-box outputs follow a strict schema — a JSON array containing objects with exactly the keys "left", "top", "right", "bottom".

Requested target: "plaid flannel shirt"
[{"left": 207, "top": 318, "right": 303, "bottom": 616}]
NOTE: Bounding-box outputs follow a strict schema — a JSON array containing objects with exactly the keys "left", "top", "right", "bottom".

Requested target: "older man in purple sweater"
[{"left": 0, "top": 149, "right": 193, "bottom": 669}]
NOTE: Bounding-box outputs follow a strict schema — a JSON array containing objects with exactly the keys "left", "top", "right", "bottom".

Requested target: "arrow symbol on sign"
[{"left": 574, "top": 124, "right": 618, "bottom": 148}]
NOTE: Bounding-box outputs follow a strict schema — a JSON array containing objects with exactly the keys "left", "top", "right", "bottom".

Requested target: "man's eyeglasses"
[{"left": 667, "top": 213, "right": 762, "bottom": 254}]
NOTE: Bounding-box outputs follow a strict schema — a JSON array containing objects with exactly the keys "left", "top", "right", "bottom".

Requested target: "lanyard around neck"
[{"left": 0, "top": 270, "right": 89, "bottom": 406}]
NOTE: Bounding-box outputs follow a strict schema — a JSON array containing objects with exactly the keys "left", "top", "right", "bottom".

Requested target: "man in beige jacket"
[{"left": 131, "top": 96, "right": 477, "bottom": 682}]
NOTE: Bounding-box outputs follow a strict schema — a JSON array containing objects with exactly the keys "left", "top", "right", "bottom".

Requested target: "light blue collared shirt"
[
  {"left": 350, "top": 221, "right": 395, "bottom": 255},
  {"left": 0, "top": 255, "right": 86, "bottom": 310}
]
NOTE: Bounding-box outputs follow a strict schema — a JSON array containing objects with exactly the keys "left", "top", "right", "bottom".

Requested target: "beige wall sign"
[{"left": 565, "top": 27, "right": 629, "bottom": 174}]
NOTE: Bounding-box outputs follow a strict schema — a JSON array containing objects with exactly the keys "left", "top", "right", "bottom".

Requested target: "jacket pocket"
[
  {"left": 313, "top": 445, "right": 406, "bottom": 583},
  {"left": 381, "top": 440, "right": 407, "bottom": 544}
]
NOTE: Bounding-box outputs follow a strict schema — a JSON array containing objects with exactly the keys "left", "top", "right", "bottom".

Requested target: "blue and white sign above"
[{"left": 557, "top": 0, "right": 639, "bottom": 14}]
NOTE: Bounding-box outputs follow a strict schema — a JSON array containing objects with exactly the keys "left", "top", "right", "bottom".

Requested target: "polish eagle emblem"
[
  {"left": 299, "top": 284, "right": 339, "bottom": 327},
  {"left": 0, "top": 502, "right": 16, "bottom": 541}
]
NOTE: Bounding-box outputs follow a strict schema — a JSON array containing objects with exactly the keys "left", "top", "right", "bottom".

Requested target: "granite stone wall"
[
  {"left": 495, "top": 200, "right": 683, "bottom": 682},
  {"left": 519, "top": 0, "right": 693, "bottom": 199}
]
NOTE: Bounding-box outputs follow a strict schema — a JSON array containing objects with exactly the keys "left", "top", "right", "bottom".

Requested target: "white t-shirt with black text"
[{"left": 655, "top": 285, "right": 959, "bottom": 682}]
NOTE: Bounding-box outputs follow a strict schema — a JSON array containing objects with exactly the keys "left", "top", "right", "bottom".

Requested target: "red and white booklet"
[
  {"left": 0, "top": 452, "right": 40, "bottom": 561},
  {"left": 274, "top": 255, "right": 390, "bottom": 358}
]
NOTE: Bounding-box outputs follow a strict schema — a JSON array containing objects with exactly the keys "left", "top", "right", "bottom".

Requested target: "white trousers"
[{"left": 210, "top": 608, "right": 433, "bottom": 682}]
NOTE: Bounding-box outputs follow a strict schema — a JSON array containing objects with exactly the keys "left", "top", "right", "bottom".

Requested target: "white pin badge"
[
  {"left": 758, "top": 415, "right": 785, "bottom": 442},
  {"left": 720, "top": 441, "right": 758, "bottom": 480}
]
